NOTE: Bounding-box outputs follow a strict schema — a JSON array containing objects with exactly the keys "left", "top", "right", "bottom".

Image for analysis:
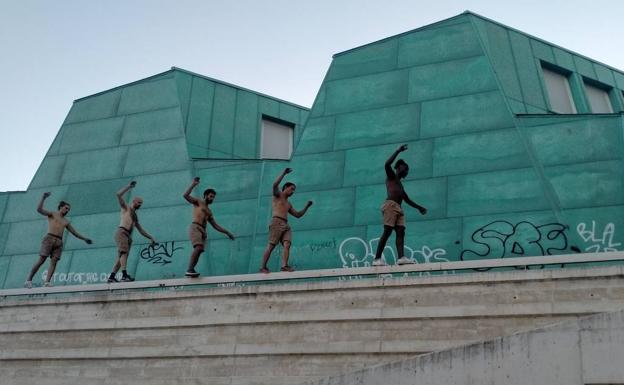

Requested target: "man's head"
[
  {"left": 204, "top": 188, "right": 216, "bottom": 204},
  {"left": 282, "top": 182, "right": 296, "bottom": 197},
  {"left": 132, "top": 197, "right": 143, "bottom": 210},
  {"left": 395, "top": 159, "right": 409, "bottom": 178},
  {"left": 57, "top": 201, "right": 71, "bottom": 216}
]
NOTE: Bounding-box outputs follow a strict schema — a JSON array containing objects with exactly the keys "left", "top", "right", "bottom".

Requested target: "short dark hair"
[
  {"left": 58, "top": 201, "right": 70, "bottom": 210},
  {"left": 204, "top": 188, "right": 216, "bottom": 197},
  {"left": 395, "top": 159, "right": 409, "bottom": 170},
  {"left": 282, "top": 182, "right": 296, "bottom": 191}
]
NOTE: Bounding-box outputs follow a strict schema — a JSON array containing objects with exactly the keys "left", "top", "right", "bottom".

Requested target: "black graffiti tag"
[
  {"left": 460, "top": 221, "right": 572, "bottom": 269},
  {"left": 139, "top": 241, "right": 183, "bottom": 266}
]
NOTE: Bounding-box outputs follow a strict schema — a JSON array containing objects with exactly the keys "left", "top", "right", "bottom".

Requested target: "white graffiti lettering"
[
  {"left": 576, "top": 221, "right": 621, "bottom": 253},
  {"left": 338, "top": 237, "right": 449, "bottom": 268},
  {"left": 42, "top": 270, "right": 110, "bottom": 285}
]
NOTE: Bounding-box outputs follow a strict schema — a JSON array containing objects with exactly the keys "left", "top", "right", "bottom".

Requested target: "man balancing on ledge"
[
  {"left": 107, "top": 181, "right": 157, "bottom": 283},
  {"left": 24, "top": 192, "right": 92, "bottom": 288},
  {"left": 259, "top": 168, "right": 313, "bottom": 273},
  {"left": 372, "top": 144, "right": 427, "bottom": 266},
  {"left": 183, "top": 177, "right": 235, "bottom": 278}
]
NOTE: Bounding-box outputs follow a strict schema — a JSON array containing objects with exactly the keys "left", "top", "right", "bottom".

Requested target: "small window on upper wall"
[
  {"left": 542, "top": 66, "right": 577, "bottom": 114},
  {"left": 261, "top": 117, "right": 294, "bottom": 160},
  {"left": 584, "top": 81, "right": 613, "bottom": 113}
]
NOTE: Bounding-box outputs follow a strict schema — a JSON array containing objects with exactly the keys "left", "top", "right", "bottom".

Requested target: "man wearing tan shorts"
[
  {"left": 183, "top": 177, "right": 234, "bottom": 277},
  {"left": 107, "top": 181, "right": 157, "bottom": 283},
  {"left": 259, "top": 168, "right": 313, "bottom": 273},
  {"left": 25, "top": 192, "right": 92, "bottom": 288},
  {"left": 373, "top": 145, "right": 427, "bottom": 266}
]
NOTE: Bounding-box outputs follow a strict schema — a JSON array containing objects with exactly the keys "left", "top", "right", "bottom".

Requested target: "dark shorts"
[{"left": 39, "top": 233, "right": 63, "bottom": 261}]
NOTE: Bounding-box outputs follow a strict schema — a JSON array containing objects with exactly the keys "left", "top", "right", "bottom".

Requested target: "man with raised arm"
[
  {"left": 373, "top": 144, "right": 427, "bottom": 266},
  {"left": 25, "top": 192, "right": 92, "bottom": 288},
  {"left": 107, "top": 181, "right": 157, "bottom": 283},
  {"left": 259, "top": 168, "right": 313, "bottom": 273},
  {"left": 183, "top": 177, "right": 235, "bottom": 278}
]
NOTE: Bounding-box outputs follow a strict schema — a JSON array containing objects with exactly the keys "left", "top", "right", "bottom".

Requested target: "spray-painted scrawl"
[
  {"left": 576, "top": 221, "right": 621, "bottom": 252},
  {"left": 460, "top": 220, "right": 571, "bottom": 265},
  {"left": 338, "top": 236, "right": 449, "bottom": 268}
]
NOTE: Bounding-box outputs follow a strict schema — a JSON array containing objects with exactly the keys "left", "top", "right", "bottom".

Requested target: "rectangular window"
[
  {"left": 584, "top": 82, "right": 613, "bottom": 113},
  {"left": 261, "top": 118, "right": 293, "bottom": 160},
  {"left": 542, "top": 66, "right": 577, "bottom": 114}
]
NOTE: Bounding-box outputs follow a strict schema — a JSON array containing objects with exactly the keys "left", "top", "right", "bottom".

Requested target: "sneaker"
[
  {"left": 396, "top": 257, "right": 416, "bottom": 265},
  {"left": 372, "top": 258, "right": 388, "bottom": 267},
  {"left": 107, "top": 276, "right": 119, "bottom": 283},
  {"left": 43, "top": 281, "right": 53, "bottom": 287},
  {"left": 185, "top": 269, "right": 200, "bottom": 278},
  {"left": 259, "top": 267, "right": 270, "bottom": 274},
  {"left": 120, "top": 275, "right": 135, "bottom": 282},
  {"left": 24, "top": 281, "right": 32, "bottom": 289},
  {"left": 280, "top": 265, "right": 295, "bottom": 272}
]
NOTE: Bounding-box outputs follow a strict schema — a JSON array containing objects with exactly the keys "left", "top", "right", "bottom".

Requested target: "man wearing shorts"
[
  {"left": 24, "top": 192, "right": 92, "bottom": 288},
  {"left": 183, "top": 177, "right": 235, "bottom": 278},
  {"left": 259, "top": 168, "right": 313, "bottom": 273},
  {"left": 107, "top": 181, "right": 157, "bottom": 283},
  {"left": 373, "top": 144, "right": 427, "bottom": 266}
]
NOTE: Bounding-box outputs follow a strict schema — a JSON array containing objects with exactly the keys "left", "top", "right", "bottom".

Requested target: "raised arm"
[
  {"left": 37, "top": 192, "right": 53, "bottom": 217},
  {"left": 116, "top": 181, "right": 136, "bottom": 209},
  {"left": 288, "top": 201, "right": 313, "bottom": 218},
  {"left": 208, "top": 217, "right": 235, "bottom": 240},
  {"left": 183, "top": 177, "right": 200, "bottom": 205},
  {"left": 66, "top": 223, "right": 93, "bottom": 244},
  {"left": 385, "top": 144, "right": 408, "bottom": 178},
  {"left": 403, "top": 192, "right": 427, "bottom": 215},
  {"left": 135, "top": 222, "right": 157, "bottom": 245},
  {"left": 273, "top": 168, "right": 292, "bottom": 197}
]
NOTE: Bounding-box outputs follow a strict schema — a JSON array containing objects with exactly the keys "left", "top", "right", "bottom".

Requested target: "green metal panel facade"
[{"left": 1, "top": 12, "right": 624, "bottom": 289}]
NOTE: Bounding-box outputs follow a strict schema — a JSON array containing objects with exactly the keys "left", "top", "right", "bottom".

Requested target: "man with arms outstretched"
[
  {"left": 373, "top": 144, "right": 427, "bottom": 266},
  {"left": 107, "top": 181, "right": 157, "bottom": 283},
  {"left": 260, "top": 168, "right": 313, "bottom": 273},
  {"left": 25, "top": 192, "right": 92, "bottom": 288},
  {"left": 183, "top": 177, "right": 235, "bottom": 278}
]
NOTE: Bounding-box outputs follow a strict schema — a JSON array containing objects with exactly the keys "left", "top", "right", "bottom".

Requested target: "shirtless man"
[
  {"left": 183, "top": 177, "right": 235, "bottom": 278},
  {"left": 259, "top": 168, "right": 313, "bottom": 273},
  {"left": 373, "top": 144, "right": 427, "bottom": 266},
  {"left": 107, "top": 181, "right": 157, "bottom": 283},
  {"left": 24, "top": 192, "right": 92, "bottom": 288}
]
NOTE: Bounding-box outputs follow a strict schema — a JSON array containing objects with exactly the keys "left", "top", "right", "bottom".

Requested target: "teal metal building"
[{"left": 1, "top": 12, "right": 623, "bottom": 289}]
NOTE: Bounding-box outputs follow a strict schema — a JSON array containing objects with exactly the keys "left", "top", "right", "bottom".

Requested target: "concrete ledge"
[{"left": 1, "top": 251, "right": 622, "bottom": 298}]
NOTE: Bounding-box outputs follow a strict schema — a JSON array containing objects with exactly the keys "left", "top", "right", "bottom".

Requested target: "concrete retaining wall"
[{"left": 1, "top": 266, "right": 623, "bottom": 384}]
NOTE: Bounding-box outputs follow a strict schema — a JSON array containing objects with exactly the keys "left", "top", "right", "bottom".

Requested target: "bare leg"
[
  {"left": 187, "top": 246, "right": 204, "bottom": 271},
  {"left": 395, "top": 226, "right": 406, "bottom": 259},
  {"left": 375, "top": 226, "right": 394, "bottom": 259},
  {"left": 45, "top": 258, "right": 58, "bottom": 283},
  {"left": 27, "top": 255, "right": 47, "bottom": 281},
  {"left": 281, "top": 241, "right": 292, "bottom": 268},
  {"left": 260, "top": 243, "right": 277, "bottom": 271},
  {"left": 111, "top": 252, "right": 123, "bottom": 273}
]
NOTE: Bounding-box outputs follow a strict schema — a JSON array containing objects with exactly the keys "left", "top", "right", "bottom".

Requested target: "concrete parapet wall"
[{"left": 1, "top": 266, "right": 623, "bottom": 384}]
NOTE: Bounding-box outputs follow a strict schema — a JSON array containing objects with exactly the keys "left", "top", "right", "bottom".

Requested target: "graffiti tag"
[
  {"left": 139, "top": 241, "right": 183, "bottom": 265},
  {"left": 576, "top": 221, "right": 621, "bottom": 252}
]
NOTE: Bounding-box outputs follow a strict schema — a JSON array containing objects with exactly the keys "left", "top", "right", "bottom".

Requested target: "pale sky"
[{"left": 1, "top": 0, "right": 623, "bottom": 191}]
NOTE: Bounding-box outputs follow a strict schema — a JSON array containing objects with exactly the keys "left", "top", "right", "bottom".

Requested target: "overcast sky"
[{"left": 1, "top": 0, "right": 623, "bottom": 191}]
